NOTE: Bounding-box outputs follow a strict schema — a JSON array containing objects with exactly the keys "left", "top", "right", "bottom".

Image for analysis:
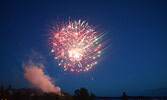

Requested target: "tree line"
[{"left": 0, "top": 85, "right": 96, "bottom": 100}]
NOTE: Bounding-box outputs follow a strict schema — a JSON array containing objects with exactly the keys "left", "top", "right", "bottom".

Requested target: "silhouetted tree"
[
  {"left": 61, "top": 92, "right": 73, "bottom": 100},
  {"left": 74, "top": 88, "right": 91, "bottom": 100},
  {"left": 43, "top": 92, "right": 60, "bottom": 100},
  {"left": 74, "top": 89, "right": 81, "bottom": 100},
  {"left": 74, "top": 89, "right": 80, "bottom": 96},
  {"left": 122, "top": 92, "right": 128, "bottom": 100},
  {"left": 90, "top": 92, "right": 96, "bottom": 100},
  {"left": 80, "top": 88, "right": 89, "bottom": 100}
]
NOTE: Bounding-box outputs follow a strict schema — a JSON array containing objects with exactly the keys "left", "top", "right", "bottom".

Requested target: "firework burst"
[{"left": 49, "top": 19, "right": 104, "bottom": 72}]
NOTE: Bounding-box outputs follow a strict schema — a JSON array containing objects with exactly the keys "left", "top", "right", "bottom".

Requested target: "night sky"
[{"left": 1, "top": 0, "right": 167, "bottom": 97}]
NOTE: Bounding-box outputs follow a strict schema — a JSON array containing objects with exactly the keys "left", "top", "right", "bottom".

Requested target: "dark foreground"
[{"left": 1, "top": 85, "right": 167, "bottom": 100}]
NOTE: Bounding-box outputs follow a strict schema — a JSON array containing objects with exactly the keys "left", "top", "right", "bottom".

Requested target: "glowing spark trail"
[{"left": 49, "top": 19, "right": 104, "bottom": 72}]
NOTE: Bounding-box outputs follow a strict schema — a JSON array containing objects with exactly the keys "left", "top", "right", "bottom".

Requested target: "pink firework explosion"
[{"left": 49, "top": 19, "right": 104, "bottom": 72}]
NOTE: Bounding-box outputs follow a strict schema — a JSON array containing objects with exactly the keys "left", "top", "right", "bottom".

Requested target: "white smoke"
[{"left": 23, "top": 60, "right": 61, "bottom": 95}]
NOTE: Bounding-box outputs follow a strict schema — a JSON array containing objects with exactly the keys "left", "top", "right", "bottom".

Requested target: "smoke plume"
[{"left": 23, "top": 60, "right": 61, "bottom": 95}]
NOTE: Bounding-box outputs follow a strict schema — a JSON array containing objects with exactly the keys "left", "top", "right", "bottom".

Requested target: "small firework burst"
[{"left": 49, "top": 19, "right": 104, "bottom": 72}]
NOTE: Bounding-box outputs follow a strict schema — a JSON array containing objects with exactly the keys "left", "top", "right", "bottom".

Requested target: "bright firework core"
[
  {"left": 69, "top": 48, "right": 83, "bottom": 61},
  {"left": 50, "top": 19, "right": 103, "bottom": 72}
]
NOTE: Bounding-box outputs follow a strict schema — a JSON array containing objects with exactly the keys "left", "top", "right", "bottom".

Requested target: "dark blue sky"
[{"left": 1, "top": 0, "right": 167, "bottom": 97}]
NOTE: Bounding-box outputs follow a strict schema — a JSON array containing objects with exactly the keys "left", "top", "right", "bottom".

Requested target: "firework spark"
[{"left": 49, "top": 19, "right": 104, "bottom": 72}]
